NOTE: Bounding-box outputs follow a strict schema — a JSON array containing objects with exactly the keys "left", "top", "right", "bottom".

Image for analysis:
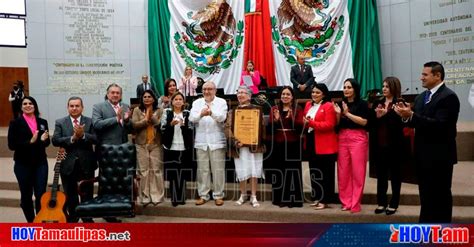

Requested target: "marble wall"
[
  {"left": 377, "top": 0, "right": 474, "bottom": 120},
  {"left": 27, "top": 0, "right": 149, "bottom": 125}
]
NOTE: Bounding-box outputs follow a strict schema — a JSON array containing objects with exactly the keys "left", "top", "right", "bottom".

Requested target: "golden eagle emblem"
[
  {"left": 174, "top": 0, "right": 244, "bottom": 74},
  {"left": 271, "top": 0, "right": 345, "bottom": 65},
  {"left": 182, "top": 0, "right": 236, "bottom": 44}
]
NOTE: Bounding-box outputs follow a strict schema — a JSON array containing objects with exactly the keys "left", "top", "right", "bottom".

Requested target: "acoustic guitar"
[{"left": 34, "top": 150, "right": 67, "bottom": 223}]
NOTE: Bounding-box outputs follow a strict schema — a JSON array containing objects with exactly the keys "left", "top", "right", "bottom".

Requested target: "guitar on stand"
[{"left": 34, "top": 149, "right": 67, "bottom": 223}]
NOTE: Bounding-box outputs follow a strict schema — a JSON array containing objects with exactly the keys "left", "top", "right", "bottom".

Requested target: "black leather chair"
[{"left": 76, "top": 143, "right": 138, "bottom": 219}]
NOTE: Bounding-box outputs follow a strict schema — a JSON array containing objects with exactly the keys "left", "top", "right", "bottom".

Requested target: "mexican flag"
[
  {"left": 149, "top": 0, "right": 382, "bottom": 96},
  {"left": 149, "top": 0, "right": 246, "bottom": 95},
  {"left": 268, "top": 0, "right": 382, "bottom": 92},
  {"left": 243, "top": 0, "right": 276, "bottom": 88}
]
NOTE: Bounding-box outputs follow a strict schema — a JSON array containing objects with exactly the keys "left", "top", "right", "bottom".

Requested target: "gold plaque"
[{"left": 233, "top": 108, "right": 261, "bottom": 146}]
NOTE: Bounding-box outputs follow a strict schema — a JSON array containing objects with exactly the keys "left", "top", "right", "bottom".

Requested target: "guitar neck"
[{"left": 50, "top": 161, "right": 61, "bottom": 201}]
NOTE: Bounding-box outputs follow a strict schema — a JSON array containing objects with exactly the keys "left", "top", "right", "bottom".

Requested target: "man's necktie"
[
  {"left": 73, "top": 118, "right": 79, "bottom": 127},
  {"left": 114, "top": 104, "right": 123, "bottom": 125},
  {"left": 424, "top": 91, "right": 432, "bottom": 104}
]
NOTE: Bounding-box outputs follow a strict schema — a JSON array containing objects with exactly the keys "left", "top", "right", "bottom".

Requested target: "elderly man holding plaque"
[{"left": 225, "top": 85, "right": 265, "bottom": 208}]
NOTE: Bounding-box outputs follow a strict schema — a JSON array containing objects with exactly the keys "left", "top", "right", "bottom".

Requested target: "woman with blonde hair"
[{"left": 179, "top": 66, "right": 198, "bottom": 96}]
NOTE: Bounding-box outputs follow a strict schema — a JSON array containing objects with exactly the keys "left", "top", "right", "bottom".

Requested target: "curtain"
[
  {"left": 348, "top": 0, "right": 383, "bottom": 98},
  {"left": 148, "top": 0, "right": 170, "bottom": 96}
]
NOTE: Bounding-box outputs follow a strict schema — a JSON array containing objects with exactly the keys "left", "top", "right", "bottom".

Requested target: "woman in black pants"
[
  {"left": 268, "top": 86, "right": 304, "bottom": 208},
  {"left": 161, "top": 92, "right": 193, "bottom": 207},
  {"left": 8, "top": 96, "right": 50, "bottom": 222},
  {"left": 303, "top": 84, "right": 338, "bottom": 210},
  {"left": 369, "top": 77, "right": 404, "bottom": 215}
]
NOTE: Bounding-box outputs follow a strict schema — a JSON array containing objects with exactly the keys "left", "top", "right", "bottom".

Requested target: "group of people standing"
[{"left": 7, "top": 61, "right": 459, "bottom": 224}]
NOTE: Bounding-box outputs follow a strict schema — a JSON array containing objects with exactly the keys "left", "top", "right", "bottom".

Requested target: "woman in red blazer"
[{"left": 303, "top": 83, "right": 338, "bottom": 210}]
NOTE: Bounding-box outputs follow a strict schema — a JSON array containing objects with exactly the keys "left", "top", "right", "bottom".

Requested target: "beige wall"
[{"left": 0, "top": 47, "right": 27, "bottom": 68}]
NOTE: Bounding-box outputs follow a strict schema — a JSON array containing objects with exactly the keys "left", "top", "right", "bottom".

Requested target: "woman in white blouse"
[{"left": 161, "top": 92, "right": 193, "bottom": 207}]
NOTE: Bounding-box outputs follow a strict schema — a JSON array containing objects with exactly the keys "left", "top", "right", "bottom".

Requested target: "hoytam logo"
[{"left": 390, "top": 225, "right": 469, "bottom": 244}]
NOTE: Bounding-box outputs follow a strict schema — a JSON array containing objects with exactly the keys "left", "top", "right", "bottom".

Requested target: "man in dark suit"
[
  {"left": 52, "top": 96, "right": 97, "bottom": 223},
  {"left": 92, "top": 83, "right": 132, "bottom": 223},
  {"left": 9, "top": 80, "right": 25, "bottom": 119},
  {"left": 290, "top": 55, "right": 314, "bottom": 98},
  {"left": 136, "top": 74, "right": 156, "bottom": 98},
  {"left": 92, "top": 83, "right": 132, "bottom": 145},
  {"left": 395, "top": 61, "right": 460, "bottom": 223}
]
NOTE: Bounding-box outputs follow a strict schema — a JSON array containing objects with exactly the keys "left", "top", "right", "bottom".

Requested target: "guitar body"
[
  {"left": 34, "top": 190, "right": 67, "bottom": 223},
  {"left": 33, "top": 149, "right": 69, "bottom": 223}
]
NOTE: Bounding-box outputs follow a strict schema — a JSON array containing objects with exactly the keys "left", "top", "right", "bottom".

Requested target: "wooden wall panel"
[{"left": 0, "top": 67, "right": 29, "bottom": 126}]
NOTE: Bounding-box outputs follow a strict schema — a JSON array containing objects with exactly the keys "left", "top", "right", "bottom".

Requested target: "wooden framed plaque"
[{"left": 233, "top": 108, "right": 261, "bottom": 146}]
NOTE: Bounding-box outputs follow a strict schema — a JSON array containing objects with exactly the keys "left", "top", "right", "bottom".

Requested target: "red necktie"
[{"left": 73, "top": 118, "right": 79, "bottom": 127}]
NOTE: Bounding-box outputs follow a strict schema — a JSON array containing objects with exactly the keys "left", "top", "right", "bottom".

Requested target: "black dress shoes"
[
  {"left": 172, "top": 201, "right": 186, "bottom": 207},
  {"left": 386, "top": 208, "right": 397, "bottom": 215},
  {"left": 374, "top": 206, "right": 386, "bottom": 214}
]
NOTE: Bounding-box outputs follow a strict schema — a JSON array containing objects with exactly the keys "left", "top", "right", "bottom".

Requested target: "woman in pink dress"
[{"left": 240, "top": 60, "right": 260, "bottom": 94}]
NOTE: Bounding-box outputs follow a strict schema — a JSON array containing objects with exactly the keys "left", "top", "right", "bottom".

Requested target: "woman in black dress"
[
  {"left": 268, "top": 86, "right": 304, "bottom": 208},
  {"left": 369, "top": 77, "right": 404, "bottom": 215}
]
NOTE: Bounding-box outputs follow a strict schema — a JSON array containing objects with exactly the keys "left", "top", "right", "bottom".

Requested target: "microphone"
[
  {"left": 415, "top": 87, "right": 419, "bottom": 94},
  {"left": 402, "top": 88, "right": 410, "bottom": 94}
]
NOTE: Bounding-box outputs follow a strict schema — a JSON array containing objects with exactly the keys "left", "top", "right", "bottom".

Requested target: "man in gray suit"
[
  {"left": 92, "top": 83, "right": 132, "bottom": 145},
  {"left": 92, "top": 83, "right": 131, "bottom": 223},
  {"left": 52, "top": 96, "right": 97, "bottom": 223}
]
